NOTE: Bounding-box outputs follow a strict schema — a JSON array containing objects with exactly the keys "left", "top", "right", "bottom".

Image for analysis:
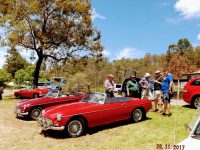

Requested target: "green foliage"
[
  {"left": 0, "top": 69, "right": 11, "bottom": 83},
  {"left": 4, "top": 47, "right": 29, "bottom": 77},
  {"left": 64, "top": 72, "right": 90, "bottom": 93},
  {"left": 14, "top": 65, "right": 35, "bottom": 85}
]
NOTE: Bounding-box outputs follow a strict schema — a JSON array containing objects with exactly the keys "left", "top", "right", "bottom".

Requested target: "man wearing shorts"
[
  {"left": 153, "top": 70, "right": 163, "bottom": 112},
  {"left": 161, "top": 69, "right": 173, "bottom": 117}
]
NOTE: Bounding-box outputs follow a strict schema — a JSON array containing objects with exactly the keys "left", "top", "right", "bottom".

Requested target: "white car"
[{"left": 178, "top": 116, "right": 200, "bottom": 150}]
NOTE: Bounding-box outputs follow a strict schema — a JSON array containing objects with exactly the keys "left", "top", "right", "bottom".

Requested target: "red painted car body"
[
  {"left": 14, "top": 86, "right": 49, "bottom": 99},
  {"left": 15, "top": 89, "right": 85, "bottom": 120},
  {"left": 38, "top": 92, "right": 152, "bottom": 137},
  {"left": 182, "top": 77, "right": 200, "bottom": 108}
]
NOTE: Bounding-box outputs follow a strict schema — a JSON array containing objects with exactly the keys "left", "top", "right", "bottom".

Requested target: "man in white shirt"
[{"left": 104, "top": 74, "right": 115, "bottom": 98}]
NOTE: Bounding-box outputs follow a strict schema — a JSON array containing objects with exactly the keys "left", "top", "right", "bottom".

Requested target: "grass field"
[{"left": 0, "top": 95, "right": 199, "bottom": 150}]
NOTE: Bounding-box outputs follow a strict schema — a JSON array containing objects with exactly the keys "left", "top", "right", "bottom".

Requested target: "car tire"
[
  {"left": 131, "top": 108, "right": 144, "bottom": 123},
  {"left": 67, "top": 118, "right": 85, "bottom": 138},
  {"left": 192, "top": 96, "right": 200, "bottom": 109},
  {"left": 121, "top": 91, "right": 126, "bottom": 97},
  {"left": 16, "top": 94, "right": 22, "bottom": 99},
  {"left": 33, "top": 93, "right": 39, "bottom": 98},
  {"left": 30, "top": 107, "right": 42, "bottom": 120}
]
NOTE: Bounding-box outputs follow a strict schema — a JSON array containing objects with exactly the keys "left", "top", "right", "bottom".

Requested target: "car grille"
[{"left": 38, "top": 117, "right": 53, "bottom": 129}]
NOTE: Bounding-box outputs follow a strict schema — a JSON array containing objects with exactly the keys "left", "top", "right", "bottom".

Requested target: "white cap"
[
  {"left": 144, "top": 73, "right": 150, "bottom": 77},
  {"left": 155, "top": 70, "right": 161, "bottom": 74}
]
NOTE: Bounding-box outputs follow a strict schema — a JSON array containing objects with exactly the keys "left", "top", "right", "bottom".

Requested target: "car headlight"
[
  {"left": 23, "top": 104, "right": 30, "bottom": 110},
  {"left": 56, "top": 114, "right": 62, "bottom": 122}
]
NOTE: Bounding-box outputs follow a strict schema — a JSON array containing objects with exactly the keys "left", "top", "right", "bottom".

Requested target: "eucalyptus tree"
[{"left": 0, "top": 0, "right": 103, "bottom": 85}]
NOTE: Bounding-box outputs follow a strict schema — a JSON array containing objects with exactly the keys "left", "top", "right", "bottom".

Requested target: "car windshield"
[
  {"left": 81, "top": 93, "right": 106, "bottom": 104},
  {"left": 194, "top": 123, "right": 200, "bottom": 136},
  {"left": 45, "top": 90, "right": 60, "bottom": 98}
]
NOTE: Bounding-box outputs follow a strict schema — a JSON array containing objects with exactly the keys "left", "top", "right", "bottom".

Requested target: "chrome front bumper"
[
  {"left": 37, "top": 117, "right": 65, "bottom": 131},
  {"left": 14, "top": 108, "right": 29, "bottom": 116}
]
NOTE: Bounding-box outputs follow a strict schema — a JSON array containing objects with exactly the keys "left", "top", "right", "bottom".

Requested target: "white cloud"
[
  {"left": 102, "top": 49, "right": 111, "bottom": 57},
  {"left": 174, "top": 0, "right": 200, "bottom": 19},
  {"left": 197, "top": 33, "right": 200, "bottom": 41},
  {"left": 0, "top": 49, "right": 7, "bottom": 69},
  {"left": 115, "top": 48, "right": 145, "bottom": 60},
  {"left": 91, "top": 9, "right": 106, "bottom": 21}
]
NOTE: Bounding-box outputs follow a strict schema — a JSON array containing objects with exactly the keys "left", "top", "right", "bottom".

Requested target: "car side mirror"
[{"left": 184, "top": 123, "right": 192, "bottom": 133}]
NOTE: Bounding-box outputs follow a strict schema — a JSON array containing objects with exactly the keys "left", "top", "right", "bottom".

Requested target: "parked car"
[
  {"left": 113, "top": 84, "right": 122, "bottom": 93},
  {"left": 14, "top": 86, "right": 49, "bottom": 99},
  {"left": 37, "top": 92, "right": 152, "bottom": 138},
  {"left": 178, "top": 116, "right": 200, "bottom": 150},
  {"left": 121, "top": 77, "right": 142, "bottom": 97},
  {"left": 38, "top": 82, "right": 60, "bottom": 90},
  {"left": 15, "top": 89, "right": 85, "bottom": 120},
  {"left": 182, "top": 77, "right": 200, "bottom": 109}
]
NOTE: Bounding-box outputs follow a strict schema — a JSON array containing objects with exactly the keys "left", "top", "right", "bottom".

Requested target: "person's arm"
[
  {"left": 126, "top": 82, "right": 130, "bottom": 96},
  {"left": 168, "top": 75, "right": 174, "bottom": 93}
]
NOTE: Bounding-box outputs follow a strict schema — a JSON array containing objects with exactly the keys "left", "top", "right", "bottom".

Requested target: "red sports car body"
[
  {"left": 38, "top": 92, "right": 152, "bottom": 137},
  {"left": 182, "top": 77, "right": 200, "bottom": 109},
  {"left": 15, "top": 89, "right": 85, "bottom": 120},
  {"left": 14, "top": 86, "right": 49, "bottom": 99}
]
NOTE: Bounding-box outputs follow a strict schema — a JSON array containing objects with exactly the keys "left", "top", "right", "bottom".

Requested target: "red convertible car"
[
  {"left": 14, "top": 86, "right": 49, "bottom": 99},
  {"left": 182, "top": 77, "right": 200, "bottom": 109},
  {"left": 15, "top": 89, "right": 85, "bottom": 120},
  {"left": 38, "top": 92, "right": 152, "bottom": 138}
]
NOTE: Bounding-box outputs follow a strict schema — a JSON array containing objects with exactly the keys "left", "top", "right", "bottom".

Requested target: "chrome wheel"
[
  {"left": 67, "top": 119, "right": 84, "bottom": 138},
  {"left": 30, "top": 108, "right": 42, "bottom": 120},
  {"left": 193, "top": 97, "right": 200, "bottom": 109},
  {"left": 132, "top": 109, "right": 143, "bottom": 122},
  {"left": 33, "top": 93, "right": 39, "bottom": 98}
]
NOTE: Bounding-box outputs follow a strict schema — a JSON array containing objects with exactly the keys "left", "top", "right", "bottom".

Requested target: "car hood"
[
  {"left": 44, "top": 102, "right": 99, "bottom": 117},
  {"left": 178, "top": 136, "right": 200, "bottom": 150},
  {"left": 18, "top": 97, "right": 50, "bottom": 107}
]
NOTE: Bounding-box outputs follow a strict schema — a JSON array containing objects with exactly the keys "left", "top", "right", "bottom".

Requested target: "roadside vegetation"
[{"left": 0, "top": 95, "right": 199, "bottom": 150}]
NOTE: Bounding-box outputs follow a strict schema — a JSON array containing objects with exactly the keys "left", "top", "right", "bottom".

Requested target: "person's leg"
[
  {"left": 0, "top": 93, "right": 2, "bottom": 100},
  {"left": 162, "top": 92, "right": 169, "bottom": 115}
]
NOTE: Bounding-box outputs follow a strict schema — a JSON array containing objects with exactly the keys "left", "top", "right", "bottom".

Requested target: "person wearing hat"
[
  {"left": 104, "top": 74, "right": 115, "bottom": 98},
  {"left": 139, "top": 73, "right": 153, "bottom": 100},
  {"left": 126, "top": 75, "right": 139, "bottom": 98},
  {"left": 153, "top": 70, "right": 164, "bottom": 112}
]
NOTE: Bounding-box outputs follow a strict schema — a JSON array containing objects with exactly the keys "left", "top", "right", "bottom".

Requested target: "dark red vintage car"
[
  {"left": 38, "top": 92, "right": 152, "bottom": 137},
  {"left": 182, "top": 77, "right": 200, "bottom": 109},
  {"left": 15, "top": 89, "right": 85, "bottom": 120},
  {"left": 14, "top": 86, "right": 49, "bottom": 99}
]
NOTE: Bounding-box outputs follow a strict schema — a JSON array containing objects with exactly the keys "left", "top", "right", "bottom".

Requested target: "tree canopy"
[{"left": 0, "top": 0, "right": 103, "bottom": 85}]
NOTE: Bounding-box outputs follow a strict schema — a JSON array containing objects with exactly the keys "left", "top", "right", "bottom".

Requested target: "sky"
[{"left": 1, "top": 0, "right": 200, "bottom": 68}]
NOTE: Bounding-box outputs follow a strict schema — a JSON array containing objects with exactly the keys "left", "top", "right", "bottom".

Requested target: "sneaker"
[
  {"left": 166, "top": 113, "right": 172, "bottom": 117},
  {"left": 151, "top": 109, "right": 158, "bottom": 112},
  {"left": 161, "top": 113, "right": 166, "bottom": 116}
]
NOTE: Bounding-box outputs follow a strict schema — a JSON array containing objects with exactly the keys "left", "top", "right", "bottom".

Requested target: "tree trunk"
[{"left": 33, "top": 56, "right": 44, "bottom": 86}]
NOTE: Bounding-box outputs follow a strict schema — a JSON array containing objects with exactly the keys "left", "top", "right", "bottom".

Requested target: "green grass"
[{"left": 0, "top": 96, "right": 199, "bottom": 150}]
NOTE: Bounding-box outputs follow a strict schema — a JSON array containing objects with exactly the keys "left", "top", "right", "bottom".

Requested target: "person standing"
[
  {"left": 0, "top": 81, "right": 4, "bottom": 100},
  {"left": 139, "top": 73, "right": 153, "bottom": 100},
  {"left": 161, "top": 69, "right": 173, "bottom": 117},
  {"left": 153, "top": 71, "right": 164, "bottom": 112},
  {"left": 104, "top": 74, "right": 115, "bottom": 98},
  {"left": 126, "top": 75, "right": 139, "bottom": 98}
]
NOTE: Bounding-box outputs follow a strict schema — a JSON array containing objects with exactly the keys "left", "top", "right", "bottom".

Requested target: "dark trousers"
[
  {"left": 106, "top": 91, "right": 114, "bottom": 98},
  {"left": 0, "top": 94, "right": 2, "bottom": 100},
  {"left": 129, "top": 91, "right": 138, "bottom": 98}
]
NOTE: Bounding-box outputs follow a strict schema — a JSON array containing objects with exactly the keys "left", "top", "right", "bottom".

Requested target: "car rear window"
[
  {"left": 191, "top": 80, "right": 200, "bottom": 86},
  {"left": 116, "top": 84, "right": 122, "bottom": 88}
]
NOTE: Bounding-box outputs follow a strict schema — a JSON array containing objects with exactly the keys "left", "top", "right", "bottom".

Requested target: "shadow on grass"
[
  {"left": 182, "top": 105, "right": 195, "bottom": 109},
  {"left": 16, "top": 116, "right": 33, "bottom": 121},
  {"left": 39, "top": 117, "right": 152, "bottom": 139}
]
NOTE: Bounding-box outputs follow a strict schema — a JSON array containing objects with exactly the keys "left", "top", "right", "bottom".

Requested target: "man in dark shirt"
[{"left": 153, "top": 70, "right": 164, "bottom": 112}]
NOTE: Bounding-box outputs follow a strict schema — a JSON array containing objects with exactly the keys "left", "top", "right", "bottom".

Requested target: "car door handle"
[{"left": 121, "top": 103, "right": 126, "bottom": 106}]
